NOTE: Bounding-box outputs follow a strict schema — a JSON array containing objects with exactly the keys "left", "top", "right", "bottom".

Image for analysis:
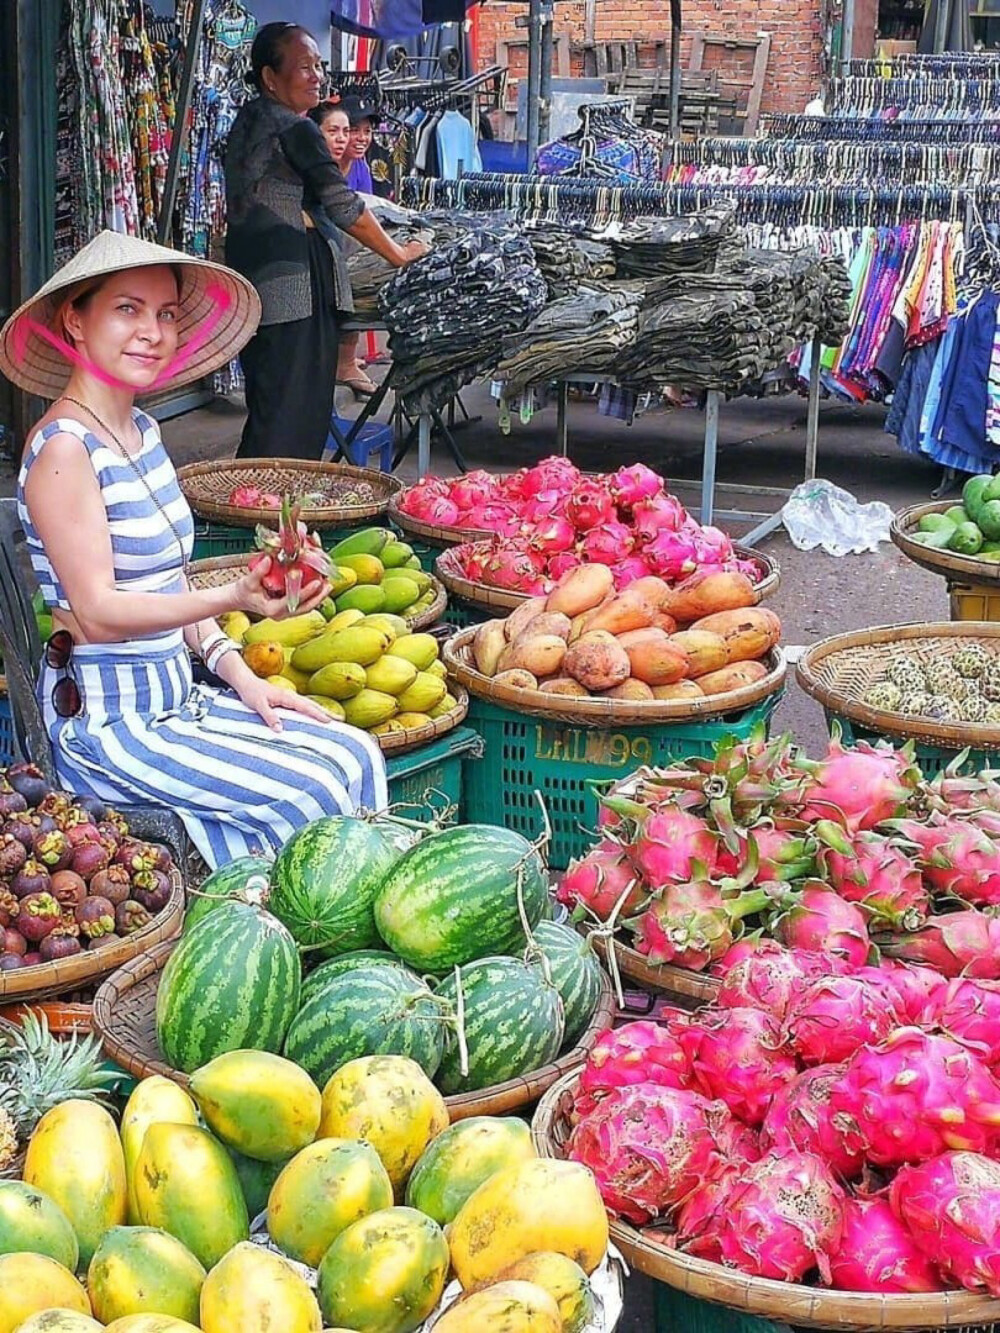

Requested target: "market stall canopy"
[
  {"left": 331, "top": 0, "right": 479, "bottom": 38},
  {"left": 918, "top": 0, "right": 973, "bottom": 50}
]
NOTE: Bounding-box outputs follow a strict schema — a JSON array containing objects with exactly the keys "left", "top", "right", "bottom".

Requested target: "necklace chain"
[{"left": 57, "top": 395, "right": 190, "bottom": 572}]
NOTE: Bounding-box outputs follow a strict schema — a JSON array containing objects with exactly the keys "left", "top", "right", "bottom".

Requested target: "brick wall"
[{"left": 476, "top": 0, "right": 828, "bottom": 122}]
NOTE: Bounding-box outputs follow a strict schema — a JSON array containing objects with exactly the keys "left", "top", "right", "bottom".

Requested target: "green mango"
[
  {"left": 944, "top": 505, "right": 970, "bottom": 527},
  {"left": 979, "top": 499, "right": 1000, "bottom": 542},
  {"left": 963, "top": 474, "right": 994, "bottom": 520},
  {"left": 917, "top": 512, "right": 955, "bottom": 534},
  {"left": 983, "top": 474, "right": 1000, "bottom": 505}
]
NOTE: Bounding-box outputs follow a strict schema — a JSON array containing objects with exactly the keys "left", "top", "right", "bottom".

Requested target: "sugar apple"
[
  {"left": 924, "top": 695, "right": 962, "bottom": 722},
  {"left": 863, "top": 682, "right": 903, "bottom": 712},
  {"left": 958, "top": 695, "right": 990, "bottom": 724},
  {"left": 886, "top": 656, "right": 927, "bottom": 692},
  {"left": 923, "top": 664, "right": 971, "bottom": 700},
  {"left": 897, "top": 691, "right": 933, "bottom": 717},
  {"left": 952, "top": 646, "right": 989, "bottom": 679}
]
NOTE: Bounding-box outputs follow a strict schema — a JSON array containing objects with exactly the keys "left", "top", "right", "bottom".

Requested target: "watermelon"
[
  {"left": 532, "top": 920, "right": 604, "bottom": 1046},
  {"left": 373, "top": 825, "right": 548, "bottom": 972},
  {"left": 227, "top": 1147, "right": 290, "bottom": 1221},
  {"left": 269, "top": 817, "right": 400, "bottom": 955},
  {"left": 433, "top": 957, "right": 565, "bottom": 1094},
  {"left": 183, "top": 855, "right": 272, "bottom": 934},
  {"left": 284, "top": 963, "right": 446, "bottom": 1085},
  {"left": 155, "top": 901, "right": 301, "bottom": 1073},
  {"left": 301, "top": 949, "right": 411, "bottom": 1006}
]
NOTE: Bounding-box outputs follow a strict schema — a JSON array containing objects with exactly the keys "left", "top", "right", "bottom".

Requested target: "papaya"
[
  {"left": 102, "top": 1318, "right": 201, "bottom": 1333},
  {"left": 329, "top": 527, "right": 391, "bottom": 560},
  {"left": 0, "top": 1253, "right": 91, "bottom": 1333},
  {"left": 292, "top": 625, "right": 390, "bottom": 673},
  {"left": 308, "top": 661, "right": 367, "bottom": 700},
  {"left": 12, "top": 1313, "right": 103, "bottom": 1332},
  {"left": 199, "top": 1242, "right": 322, "bottom": 1333},
  {"left": 342, "top": 689, "right": 399, "bottom": 729},
  {"left": 267, "top": 1137, "right": 393, "bottom": 1267},
  {"left": 404, "top": 1116, "right": 535, "bottom": 1226},
  {"left": 381, "top": 577, "right": 421, "bottom": 614},
  {"left": 318, "top": 1055, "right": 449, "bottom": 1197},
  {"left": 662, "top": 570, "right": 757, "bottom": 624},
  {"left": 695, "top": 661, "right": 769, "bottom": 695},
  {"left": 491, "top": 1252, "right": 596, "bottom": 1333},
  {"left": 434, "top": 1281, "right": 561, "bottom": 1333},
  {"left": 0, "top": 1179, "right": 78, "bottom": 1270},
  {"left": 496, "top": 635, "right": 567, "bottom": 680},
  {"left": 602, "top": 679, "right": 654, "bottom": 700},
  {"left": 120, "top": 1077, "right": 199, "bottom": 1226},
  {"left": 386, "top": 633, "right": 438, "bottom": 671},
  {"left": 395, "top": 672, "right": 447, "bottom": 714},
  {"left": 364, "top": 655, "right": 418, "bottom": 696},
  {"left": 380, "top": 539, "right": 414, "bottom": 568},
  {"left": 448, "top": 1158, "right": 609, "bottom": 1287},
  {"left": 244, "top": 611, "right": 326, "bottom": 647},
  {"left": 652, "top": 680, "right": 704, "bottom": 701},
  {"left": 582, "top": 588, "right": 656, "bottom": 637},
  {"left": 24, "top": 1100, "right": 127, "bottom": 1268},
  {"left": 494, "top": 669, "right": 539, "bottom": 690},
  {"left": 87, "top": 1226, "right": 205, "bottom": 1326},
  {"left": 336, "top": 554, "right": 385, "bottom": 585},
  {"left": 305, "top": 695, "right": 347, "bottom": 720},
  {"left": 538, "top": 677, "right": 589, "bottom": 697},
  {"left": 133, "top": 1123, "right": 248, "bottom": 1270},
  {"left": 243, "top": 641, "right": 284, "bottom": 678},
  {"left": 563, "top": 631, "right": 630, "bottom": 692},
  {"left": 336, "top": 585, "right": 386, "bottom": 615},
  {"left": 616, "top": 627, "right": 689, "bottom": 686},
  {"left": 316, "top": 1207, "right": 448, "bottom": 1333},
  {"left": 667, "top": 628, "right": 728, "bottom": 678},
  {"left": 189, "top": 1050, "right": 322, "bottom": 1162}
]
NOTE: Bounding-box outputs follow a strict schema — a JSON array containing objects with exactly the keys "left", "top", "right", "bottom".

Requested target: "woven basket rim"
[
  {"left": 92, "top": 942, "right": 617, "bottom": 1119},
  {"left": 177, "top": 459, "right": 402, "bottom": 529},
  {"left": 443, "top": 626, "right": 786, "bottom": 726},
  {"left": 375, "top": 685, "right": 469, "bottom": 755},
  {"left": 0, "top": 867, "right": 184, "bottom": 1002},
  {"left": 531, "top": 1069, "right": 1000, "bottom": 1331},
  {"left": 796, "top": 621, "right": 1000, "bottom": 751},
  {"left": 585, "top": 928, "right": 721, "bottom": 1003},
  {"left": 388, "top": 497, "right": 491, "bottom": 548},
  {"left": 434, "top": 542, "right": 781, "bottom": 614},
  {"left": 891, "top": 500, "right": 1000, "bottom": 583}
]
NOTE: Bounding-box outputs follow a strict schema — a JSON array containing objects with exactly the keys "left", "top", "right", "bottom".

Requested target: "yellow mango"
[
  {"left": 244, "top": 611, "right": 326, "bottom": 647},
  {"left": 0, "top": 1253, "right": 92, "bottom": 1333},
  {"left": 386, "top": 633, "right": 438, "bottom": 671},
  {"left": 264, "top": 675, "right": 298, "bottom": 692},
  {"left": 393, "top": 712, "right": 433, "bottom": 730},
  {"left": 293, "top": 625, "right": 390, "bottom": 673},
  {"left": 120, "top": 1077, "right": 199, "bottom": 1225},
  {"left": 199, "top": 1242, "right": 321, "bottom": 1333},
  {"left": 305, "top": 695, "right": 347, "bottom": 720},
  {"left": 428, "top": 693, "right": 458, "bottom": 719},
  {"left": 336, "top": 553, "right": 384, "bottom": 585},
  {"left": 307, "top": 661, "right": 367, "bottom": 700},
  {"left": 327, "top": 565, "right": 359, "bottom": 598},
  {"left": 370, "top": 719, "right": 407, "bottom": 736},
  {"left": 425, "top": 659, "right": 447, "bottom": 680},
  {"left": 362, "top": 613, "right": 409, "bottom": 640},
  {"left": 323, "top": 608, "right": 367, "bottom": 634},
  {"left": 381, "top": 577, "right": 421, "bottom": 614},
  {"left": 434, "top": 1281, "right": 561, "bottom": 1333},
  {"left": 395, "top": 672, "right": 447, "bottom": 714},
  {"left": 364, "top": 655, "right": 418, "bottom": 696},
  {"left": 219, "top": 610, "right": 251, "bottom": 641},
  {"left": 342, "top": 689, "right": 398, "bottom": 729}
]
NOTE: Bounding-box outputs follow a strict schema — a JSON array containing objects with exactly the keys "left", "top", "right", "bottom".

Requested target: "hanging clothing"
[
  {"left": 17, "top": 415, "right": 386, "bottom": 868},
  {"left": 435, "top": 109, "right": 482, "bottom": 179}
]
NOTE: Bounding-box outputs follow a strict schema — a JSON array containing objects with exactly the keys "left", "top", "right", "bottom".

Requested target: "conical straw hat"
[{"left": 0, "top": 230, "right": 262, "bottom": 399}]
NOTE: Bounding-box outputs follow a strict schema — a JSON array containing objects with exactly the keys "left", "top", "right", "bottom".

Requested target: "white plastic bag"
[{"left": 781, "top": 479, "right": 894, "bottom": 557}]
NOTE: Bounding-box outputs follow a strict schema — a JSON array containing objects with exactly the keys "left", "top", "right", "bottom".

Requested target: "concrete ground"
[{"left": 3, "top": 374, "right": 955, "bottom": 1329}]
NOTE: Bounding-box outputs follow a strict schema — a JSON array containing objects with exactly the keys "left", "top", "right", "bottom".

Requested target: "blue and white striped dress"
[{"left": 17, "top": 412, "right": 387, "bottom": 868}]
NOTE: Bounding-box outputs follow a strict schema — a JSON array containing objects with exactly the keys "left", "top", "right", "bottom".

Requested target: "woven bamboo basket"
[
  {"left": 532, "top": 1070, "right": 1000, "bottom": 1332},
  {"left": 584, "top": 929, "right": 720, "bottom": 1005},
  {"left": 186, "top": 555, "right": 448, "bottom": 632},
  {"left": 388, "top": 499, "right": 491, "bottom": 550},
  {"left": 891, "top": 501, "right": 1000, "bottom": 584},
  {"left": 434, "top": 543, "right": 781, "bottom": 617},
  {"left": 797, "top": 622, "right": 1000, "bottom": 752},
  {"left": 178, "top": 459, "right": 402, "bottom": 529},
  {"left": 0, "top": 869, "right": 184, "bottom": 1004},
  {"left": 373, "top": 686, "right": 469, "bottom": 755},
  {"left": 444, "top": 627, "right": 786, "bottom": 727},
  {"left": 93, "top": 941, "right": 617, "bottom": 1121}
]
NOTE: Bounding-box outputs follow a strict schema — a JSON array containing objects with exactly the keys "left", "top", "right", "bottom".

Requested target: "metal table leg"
[
  {"left": 804, "top": 334, "right": 822, "bottom": 482},
  {"left": 556, "top": 380, "right": 569, "bottom": 456},
  {"left": 701, "top": 391, "right": 721, "bottom": 526},
  {"left": 417, "top": 415, "right": 432, "bottom": 479}
]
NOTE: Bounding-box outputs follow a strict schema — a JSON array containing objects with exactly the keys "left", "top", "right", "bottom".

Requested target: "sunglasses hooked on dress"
[{"left": 45, "top": 629, "right": 82, "bottom": 719}]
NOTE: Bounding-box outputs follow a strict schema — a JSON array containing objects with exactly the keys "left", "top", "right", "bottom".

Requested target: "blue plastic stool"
[{"left": 323, "top": 416, "right": 394, "bottom": 472}]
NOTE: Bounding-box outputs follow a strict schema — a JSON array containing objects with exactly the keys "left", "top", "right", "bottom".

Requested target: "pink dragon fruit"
[
  {"left": 794, "top": 734, "right": 920, "bottom": 832},
  {"left": 568, "top": 1082, "right": 728, "bottom": 1223},
  {"left": 556, "top": 841, "right": 645, "bottom": 921},
  {"left": 574, "top": 1021, "right": 692, "bottom": 1118},
  {"left": 229, "top": 484, "right": 263, "bottom": 508},
  {"left": 464, "top": 502, "right": 521, "bottom": 537},
  {"left": 880, "top": 909, "right": 1000, "bottom": 979},
  {"left": 674, "top": 1119, "right": 761, "bottom": 1242},
  {"left": 692, "top": 524, "right": 735, "bottom": 566},
  {"left": 830, "top": 1027, "right": 1000, "bottom": 1168},
  {"left": 716, "top": 943, "right": 832, "bottom": 1022},
  {"left": 748, "top": 821, "right": 819, "bottom": 882},
  {"left": 819, "top": 830, "right": 929, "bottom": 930},
  {"left": 891, "top": 1151, "right": 1000, "bottom": 1296},
  {"left": 632, "top": 493, "right": 686, "bottom": 542},
  {"left": 421, "top": 494, "right": 461, "bottom": 526},
  {"left": 520, "top": 456, "right": 580, "bottom": 498},
  {"left": 399, "top": 476, "right": 449, "bottom": 515},
  {"left": 631, "top": 882, "right": 775, "bottom": 972},
  {"left": 565, "top": 479, "right": 615, "bottom": 532},
  {"left": 485, "top": 546, "right": 548, "bottom": 594},
  {"left": 735, "top": 557, "right": 761, "bottom": 582},
  {"left": 783, "top": 975, "right": 903, "bottom": 1067},
  {"left": 773, "top": 883, "right": 872, "bottom": 970},
  {"left": 904, "top": 817, "right": 1000, "bottom": 908},
  {"left": 643, "top": 529, "right": 699, "bottom": 580},
  {"left": 876, "top": 960, "right": 948, "bottom": 1024},
  {"left": 579, "top": 521, "right": 634, "bottom": 566},
  {"left": 760, "top": 1064, "right": 865, "bottom": 1179},
  {"left": 682, "top": 1006, "right": 798, "bottom": 1126},
  {"left": 546, "top": 550, "right": 580, "bottom": 581},
  {"left": 922, "top": 761, "right": 1000, "bottom": 816},
  {"left": 927, "top": 977, "right": 1000, "bottom": 1071},
  {"left": 682, "top": 1150, "right": 846, "bottom": 1282},
  {"left": 625, "top": 803, "right": 721, "bottom": 886},
  {"left": 827, "top": 1195, "right": 946, "bottom": 1293},
  {"left": 528, "top": 514, "right": 576, "bottom": 556},
  {"left": 520, "top": 488, "right": 572, "bottom": 525},
  {"left": 711, "top": 935, "right": 777, "bottom": 974},
  {"left": 610, "top": 555, "right": 654, "bottom": 590},
  {"left": 609, "top": 462, "right": 664, "bottom": 513},
  {"left": 449, "top": 470, "right": 498, "bottom": 511}
]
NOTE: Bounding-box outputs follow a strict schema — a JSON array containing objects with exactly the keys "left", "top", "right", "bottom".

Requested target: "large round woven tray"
[
  {"left": 532, "top": 1069, "right": 1000, "bottom": 1332},
  {"left": 178, "top": 459, "right": 402, "bottom": 529},
  {"left": 891, "top": 500, "right": 1000, "bottom": 583},
  {"left": 0, "top": 868, "right": 184, "bottom": 1004},
  {"left": 444, "top": 627, "right": 786, "bottom": 727},
  {"left": 186, "top": 555, "right": 447, "bottom": 632},
  {"left": 93, "top": 941, "right": 617, "bottom": 1121},
  {"left": 584, "top": 928, "right": 720, "bottom": 1006},
  {"left": 373, "top": 686, "right": 469, "bottom": 756},
  {"left": 434, "top": 543, "right": 781, "bottom": 616},
  {"left": 388, "top": 498, "right": 491, "bottom": 550},
  {"left": 797, "top": 622, "right": 1000, "bottom": 752}
]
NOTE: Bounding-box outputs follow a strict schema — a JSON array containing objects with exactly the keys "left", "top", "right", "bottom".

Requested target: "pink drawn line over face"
[{"left": 14, "top": 281, "right": 232, "bottom": 393}]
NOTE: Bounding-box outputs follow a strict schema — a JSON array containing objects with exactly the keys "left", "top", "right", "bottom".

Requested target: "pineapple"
[
  {"left": 0, "top": 1011, "right": 117, "bottom": 1148},
  {"left": 0, "top": 1105, "right": 16, "bottom": 1173},
  {"left": 886, "top": 656, "right": 927, "bottom": 692},
  {"left": 863, "top": 682, "right": 903, "bottom": 712},
  {"left": 952, "top": 646, "right": 989, "bottom": 680}
]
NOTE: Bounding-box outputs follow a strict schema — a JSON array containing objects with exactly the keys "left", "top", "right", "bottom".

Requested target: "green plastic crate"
[
  {"left": 654, "top": 1283, "right": 790, "bottom": 1333},
  {"left": 192, "top": 520, "right": 393, "bottom": 562},
  {"left": 386, "top": 725, "right": 482, "bottom": 819},
  {"left": 824, "top": 710, "right": 999, "bottom": 779},
  {"left": 446, "top": 597, "right": 491, "bottom": 630},
  {"left": 463, "top": 693, "right": 781, "bottom": 871}
]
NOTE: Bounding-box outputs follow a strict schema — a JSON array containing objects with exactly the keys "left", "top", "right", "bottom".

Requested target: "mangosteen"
[
  {"left": 5, "top": 813, "right": 39, "bottom": 851},
  {"left": 86, "top": 932, "right": 120, "bottom": 951},
  {"left": 131, "top": 868, "right": 172, "bottom": 915},
  {"left": 2, "top": 928, "right": 26, "bottom": 956},
  {"left": 150, "top": 843, "right": 174, "bottom": 874},
  {"left": 11, "top": 860, "right": 51, "bottom": 900},
  {"left": 0, "top": 955, "right": 24, "bottom": 971},
  {"left": 89, "top": 865, "right": 131, "bottom": 908},
  {"left": 96, "top": 821, "right": 122, "bottom": 850},
  {"left": 65, "top": 821, "right": 101, "bottom": 849},
  {"left": 0, "top": 890, "right": 18, "bottom": 929},
  {"left": 21, "top": 951, "right": 42, "bottom": 966},
  {"left": 115, "top": 839, "right": 158, "bottom": 875},
  {"left": 7, "top": 772, "right": 49, "bottom": 809},
  {"left": 5, "top": 761, "right": 43, "bottom": 780},
  {"left": 57, "top": 910, "right": 80, "bottom": 937},
  {"left": 39, "top": 931, "right": 83, "bottom": 962},
  {"left": 115, "top": 899, "right": 152, "bottom": 936},
  {"left": 75, "top": 895, "right": 116, "bottom": 940},
  {"left": 34, "top": 814, "right": 57, "bottom": 836},
  {"left": 70, "top": 841, "right": 109, "bottom": 882},
  {"left": 104, "top": 808, "right": 129, "bottom": 836},
  {"left": 75, "top": 794, "right": 107, "bottom": 822},
  {"left": 36, "top": 791, "right": 72, "bottom": 821},
  {"left": 32, "top": 829, "right": 72, "bottom": 873},
  {"left": 16, "top": 891, "right": 62, "bottom": 942},
  {"left": 0, "top": 785, "right": 28, "bottom": 819},
  {"left": 49, "top": 869, "right": 87, "bottom": 910},
  {"left": 0, "top": 833, "right": 27, "bottom": 880}
]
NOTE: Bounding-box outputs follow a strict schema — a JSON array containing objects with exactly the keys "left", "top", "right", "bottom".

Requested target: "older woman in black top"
[{"left": 225, "top": 23, "right": 425, "bottom": 459}]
